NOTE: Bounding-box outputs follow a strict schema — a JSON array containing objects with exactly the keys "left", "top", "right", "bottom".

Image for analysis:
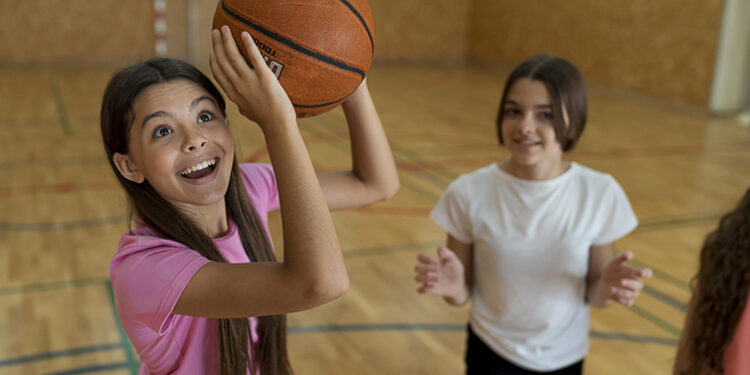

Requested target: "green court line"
[
  {"left": 50, "top": 77, "right": 71, "bottom": 136},
  {"left": 105, "top": 281, "right": 139, "bottom": 375},
  {"left": 630, "top": 258, "right": 691, "bottom": 292},
  {"left": 629, "top": 304, "right": 682, "bottom": 336},
  {"left": 398, "top": 172, "right": 441, "bottom": 201}
]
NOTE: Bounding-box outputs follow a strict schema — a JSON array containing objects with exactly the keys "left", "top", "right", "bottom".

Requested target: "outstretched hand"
[
  {"left": 414, "top": 246, "right": 465, "bottom": 298},
  {"left": 209, "top": 26, "right": 295, "bottom": 129},
  {"left": 600, "top": 251, "right": 652, "bottom": 307}
]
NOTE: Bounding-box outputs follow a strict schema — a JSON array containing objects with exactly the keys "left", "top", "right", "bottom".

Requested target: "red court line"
[
  {"left": 356, "top": 206, "right": 431, "bottom": 216},
  {"left": 0, "top": 181, "right": 119, "bottom": 198}
]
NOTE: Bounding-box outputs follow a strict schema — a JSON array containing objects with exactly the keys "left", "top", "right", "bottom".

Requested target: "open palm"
[{"left": 414, "top": 246, "right": 465, "bottom": 298}]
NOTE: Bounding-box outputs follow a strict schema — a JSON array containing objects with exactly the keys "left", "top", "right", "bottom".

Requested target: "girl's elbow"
[
  {"left": 384, "top": 179, "right": 400, "bottom": 200},
  {"left": 305, "top": 273, "right": 349, "bottom": 306}
]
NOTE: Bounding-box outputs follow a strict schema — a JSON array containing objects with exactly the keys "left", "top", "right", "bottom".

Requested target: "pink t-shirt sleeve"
[
  {"left": 111, "top": 234, "right": 211, "bottom": 334},
  {"left": 239, "top": 163, "right": 280, "bottom": 214}
]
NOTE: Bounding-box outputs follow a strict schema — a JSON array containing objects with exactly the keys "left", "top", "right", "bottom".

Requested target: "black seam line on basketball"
[
  {"left": 220, "top": 0, "right": 365, "bottom": 78},
  {"left": 337, "top": 0, "right": 374, "bottom": 52}
]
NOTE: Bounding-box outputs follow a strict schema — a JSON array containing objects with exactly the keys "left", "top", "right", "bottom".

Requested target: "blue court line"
[
  {"left": 0, "top": 325, "right": 674, "bottom": 371},
  {"left": 44, "top": 362, "right": 130, "bottom": 375},
  {"left": 589, "top": 331, "right": 677, "bottom": 346},
  {"left": 0, "top": 343, "right": 121, "bottom": 367}
]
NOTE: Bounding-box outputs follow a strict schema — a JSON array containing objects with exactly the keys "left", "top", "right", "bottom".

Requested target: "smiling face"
[
  {"left": 112, "top": 79, "right": 234, "bottom": 217},
  {"left": 500, "top": 78, "right": 566, "bottom": 178}
]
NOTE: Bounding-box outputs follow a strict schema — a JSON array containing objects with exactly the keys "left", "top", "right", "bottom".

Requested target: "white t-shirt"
[{"left": 430, "top": 162, "right": 638, "bottom": 371}]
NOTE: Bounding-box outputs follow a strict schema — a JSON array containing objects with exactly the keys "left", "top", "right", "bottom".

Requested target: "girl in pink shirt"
[
  {"left": 100, "top": 27, "right": 398, "bottom": 374},
  {"left": 674, "top": 187, "right": 750, "bottom": 375}
]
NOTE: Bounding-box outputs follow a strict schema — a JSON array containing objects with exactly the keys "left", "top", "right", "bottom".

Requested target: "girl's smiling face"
[
  {"left": 113, "top": 79, "right": 234, "bottom": 215},
  {"left": 500, "top": 78, "right": 565, "bottom": 178}
]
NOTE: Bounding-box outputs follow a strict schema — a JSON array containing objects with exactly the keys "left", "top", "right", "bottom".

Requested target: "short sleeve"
[
  {"left": 430, "top": 176, "right": 473, "bottom": 244},
  {"left": 592, "top": 176, "right": 638, "bottom": 245},
  {"left": 110, "top": 239, "right": 211, "bottom": 334},
  {"left": 239, "top": 163, "right": 280, "bottom": 214}
]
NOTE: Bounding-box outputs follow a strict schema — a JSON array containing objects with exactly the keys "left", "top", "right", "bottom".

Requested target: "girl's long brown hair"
[
  {"left": 684, "top": 187, "right": 750, "bottom": 374},
  {"left": 101, "top": 57, "right": 292, "bottom": 375}
]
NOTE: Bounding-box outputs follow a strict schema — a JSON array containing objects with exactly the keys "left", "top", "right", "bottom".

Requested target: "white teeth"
[{"left": 180, "top": 158, "right": 216, "bottom": 175}]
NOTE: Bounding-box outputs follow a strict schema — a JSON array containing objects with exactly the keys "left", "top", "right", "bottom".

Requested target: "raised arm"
[
  {"left": 173, "top": 26, "right": 347, "bottom": 318},
  {"left": 317, "top": 79, "right": 399, "bottom": 211}
]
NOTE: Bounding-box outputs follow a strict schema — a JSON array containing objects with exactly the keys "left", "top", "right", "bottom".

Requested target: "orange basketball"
[{"left": 213, "top": 0, "right": 375, "bottom": 117}]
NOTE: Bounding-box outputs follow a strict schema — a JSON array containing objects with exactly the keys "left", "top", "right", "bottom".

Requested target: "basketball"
[{"left": 213, "top": 0, "right": 375, "bottom": 117}]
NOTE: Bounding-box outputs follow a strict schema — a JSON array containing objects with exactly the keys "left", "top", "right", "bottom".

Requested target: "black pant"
[{"left": 465, "top": 325, "right": 583, "bottom": 375}]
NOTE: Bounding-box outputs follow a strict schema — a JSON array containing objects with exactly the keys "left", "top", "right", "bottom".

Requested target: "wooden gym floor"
[{"left": 1, "top": 63, "right": 749, "bottom": 374}]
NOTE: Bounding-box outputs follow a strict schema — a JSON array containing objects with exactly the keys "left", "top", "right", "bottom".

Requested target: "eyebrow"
[
  {"left": 140, "top": 95, "right": 217, "bottom": 128},
  {"left": 505, "top": 99, "right": 552, "bottom": 109}
]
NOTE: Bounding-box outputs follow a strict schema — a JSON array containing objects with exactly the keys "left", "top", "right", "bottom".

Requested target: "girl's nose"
[
  {"left": 518, "top": 113, "right": 536, "bottom": 133},
  {"left": 183, "top": 130, "right": 208, "bottom": 152}
]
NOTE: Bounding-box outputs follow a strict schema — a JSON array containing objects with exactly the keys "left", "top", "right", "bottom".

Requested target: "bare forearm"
[
  {"left": 341, "top": 83, "right": 399, "bottom": 199},
  {"left": 263, "top": 121, "right": 346, "bottom": 291},
  {"left": 586, "top": 277, "right": 614, "bottom": 308}
]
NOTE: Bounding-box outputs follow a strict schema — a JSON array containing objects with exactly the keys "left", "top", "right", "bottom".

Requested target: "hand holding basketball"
[
  {"left": 210, "top": 26, "right": 295, "bottom": 129},
  {"left": 214, "top": 0, "right": 375, "bottom": 117}
]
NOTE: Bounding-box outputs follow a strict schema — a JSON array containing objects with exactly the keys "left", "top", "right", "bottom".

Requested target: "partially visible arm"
[
  {"left": 586, "top": 243, "right": 652, "bottom": 308},
  {"left": 586, "top": 243, "right": 616, "bottom": 308},
  {"left": 444, "top": 235, "right": 473, "bottom": 306},
  {"left": 317, "top": 79, "right": 399, "bottom": 211},
  {"left": 673, "top": 290, "right": 698, "bottom": 374}
]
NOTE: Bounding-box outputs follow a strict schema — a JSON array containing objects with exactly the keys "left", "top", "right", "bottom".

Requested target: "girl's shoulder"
[{"left": 568, "top": 163, "right": 623, "bottom": 190}]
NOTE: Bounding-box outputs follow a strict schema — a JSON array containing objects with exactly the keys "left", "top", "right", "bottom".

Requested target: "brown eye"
[
  {"left": 153, "top": 126, "right": 172, "bottom": 138},
  {"left": 198, "top": 111, "right": 215, "bottom": 123}
]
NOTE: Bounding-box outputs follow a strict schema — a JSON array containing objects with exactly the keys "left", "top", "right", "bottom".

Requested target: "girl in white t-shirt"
[{"left": 414, "top": 54, "right": 652, "bottom": 374}]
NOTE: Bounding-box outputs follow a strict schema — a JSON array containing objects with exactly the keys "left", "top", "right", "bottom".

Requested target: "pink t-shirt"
[
  {"left": 110, "top": 163, "right": 279, "bottom": 374},
  {"left": 723, "top": 290, "right": 750, "bottom": 374}
]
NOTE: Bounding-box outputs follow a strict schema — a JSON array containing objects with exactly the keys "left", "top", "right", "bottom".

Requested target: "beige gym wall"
[
  {"left": 0, "top": 0, "right": 725, "bottom": 106},
  {"left": 0, "top": 1, "right": 155, "bottom": 65},
  {"left": 469, "top": 0, "right": 725, "bottom": 106}
]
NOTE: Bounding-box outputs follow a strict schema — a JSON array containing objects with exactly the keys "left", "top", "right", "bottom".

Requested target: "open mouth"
[
  {"left": 179, "top": 158, "right": 218, "bottom": 179},
  {"left": 516, "top": 139, "right": 541, "bottom": 146}
]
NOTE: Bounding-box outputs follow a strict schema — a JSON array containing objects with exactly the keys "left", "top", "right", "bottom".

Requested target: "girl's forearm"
[{"left": 262, "top": 120, "right": 348, "bottom": 299}]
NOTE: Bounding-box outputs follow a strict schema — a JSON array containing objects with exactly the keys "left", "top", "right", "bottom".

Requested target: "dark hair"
[
  {"left": 496, "top": 54, "right": 587, "bottom": 151},
  {"left": 100, "top": 58, "right": 292, "bottom": 375},
  {"left": 684, "top": 187, "right": 750, "bottom": 374}
]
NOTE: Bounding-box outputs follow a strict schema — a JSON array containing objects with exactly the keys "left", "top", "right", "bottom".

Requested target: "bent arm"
[
  {"left": 173, "top": 27, "right": 347, "bottom": 318},
  {"left": 586, "top": 243, "right": 616, "bottom": 308},
  {"left": 317, "top": 79, "right": 400, "bottom": 211},
  {"left": 444, "top": 234, "right": 473, "bottom": 306}
]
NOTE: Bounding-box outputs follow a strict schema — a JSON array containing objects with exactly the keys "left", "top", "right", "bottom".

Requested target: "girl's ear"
[{"left": 112, "top": 153, "right": 145, "bottom": 183}]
